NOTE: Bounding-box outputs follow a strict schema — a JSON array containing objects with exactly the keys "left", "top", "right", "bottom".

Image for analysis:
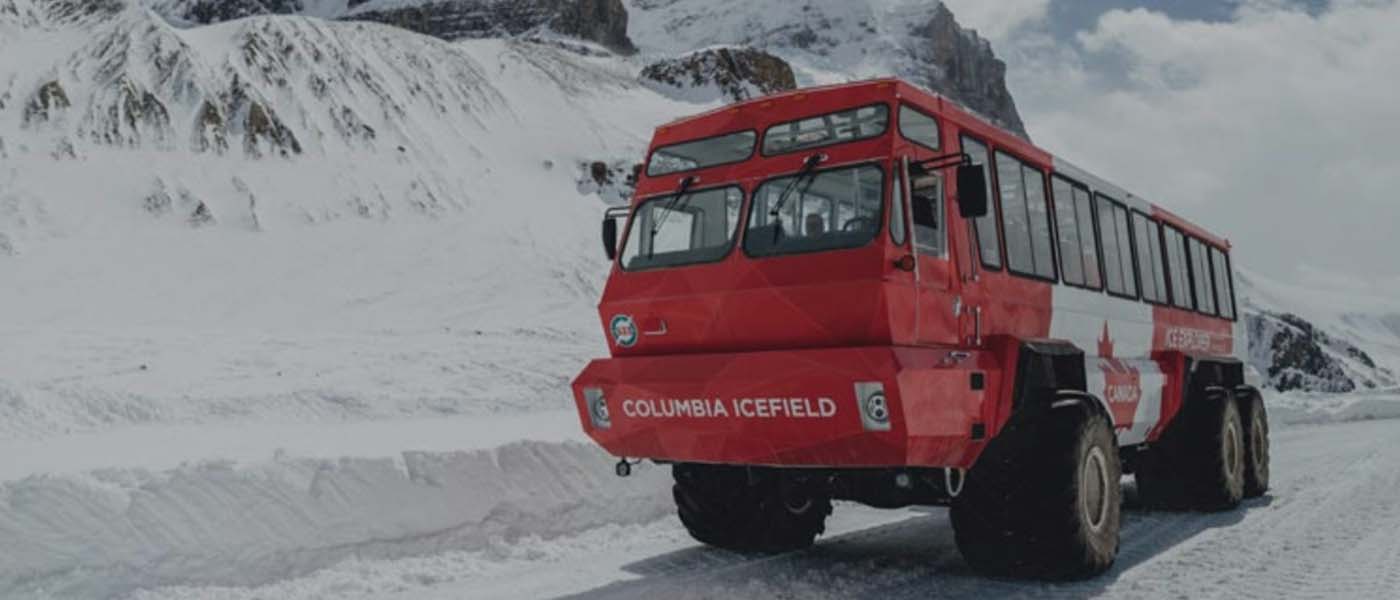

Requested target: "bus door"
[{"left": 902, "top": 157, "right": 959, "bottom": 345}]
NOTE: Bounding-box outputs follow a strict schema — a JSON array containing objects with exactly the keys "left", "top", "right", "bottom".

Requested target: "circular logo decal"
[{"left": 610, "top": 314, "right": 639, "bottom": 348}]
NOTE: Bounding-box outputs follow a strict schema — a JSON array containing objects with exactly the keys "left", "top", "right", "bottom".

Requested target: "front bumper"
[{"left": 571, "top": 346, "right": 999, "bottom": 469}]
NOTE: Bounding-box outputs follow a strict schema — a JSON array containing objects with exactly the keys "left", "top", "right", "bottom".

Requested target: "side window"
[
  {"left": 1163, "top": 227, "right": 1193, "bottom": 309},
  {"left": 1112, "top": 203, "right": 1137, "bottom": 297},
  {"left": 1212, "top": 247, "right": 1237, "bottom": 319},
  {"left": 1189, "top": 238, "right": 1218, "bottom": 315},
  {"left": 1052, "top": 177, "right": 1085, "bottom": 286},
  {"left": 899, "top": 105, "right": 941, "bottom": 150},
  {"left": 1024, "top": 166, "right": 1056, "bottom": 279},
  {"left": 995, "top": 152, "right": 1055, "bottom": 279},
  {"left": 890, "top": 166, "right": 907, "bottom": 246},
  {"left": 1132, "top": 213, "right": 1168, "bottom": 304},
  {"left": 911, "top": 171, "right": 945, "bottom": 256},
  {"left": 962, "top": 137, "right": 1002, "bottom": 269},
  {"left": 1074, "top": 188, "right": 1102, "bottom": 289},
  {"left": 1096, "top": 196, "right": 1134, "bottom": 296}
]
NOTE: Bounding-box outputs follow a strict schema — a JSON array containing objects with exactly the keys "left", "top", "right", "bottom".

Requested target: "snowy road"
[{"left": 380, "top": 418, "right": 1400, "bottom": 600}]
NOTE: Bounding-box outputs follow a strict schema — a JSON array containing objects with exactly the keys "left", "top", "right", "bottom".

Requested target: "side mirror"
[
  {"left": 602, "top": 218, "right": 619, "bottom": 261},
  {"left": 602, "top": 206, "right": 630, "bottom": 261},
  {"left": 957, "top": 164, "right": 989, "bottom": 219}
]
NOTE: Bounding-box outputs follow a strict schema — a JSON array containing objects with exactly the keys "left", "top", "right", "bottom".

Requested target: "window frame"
[
  {"left": 961, "top": 134, "right": 1004, "bottom": 271},
  {"left": 645, "top": 130, "right": 758, "bottom": 178},
  {"left": 760, "top": 103, "right": 891, "bottom": 158},
  {"left": 618, "top": 184, "right": 747, "bottom": 272},
  {"left": 898, "top": 103, "right": 942, "bottom": 152},
  {"left": 1049, "top": 173, "right": 1102, "bottom": 292},
  {"left": 1129, "top": 209, "right": 1171, "bottom": 307},
  {"left": 740, "top": 160, "right": 887, "bottom": 260},
  {"left": 1095, "top": 193, "right": 1140, "bottom": 301}
]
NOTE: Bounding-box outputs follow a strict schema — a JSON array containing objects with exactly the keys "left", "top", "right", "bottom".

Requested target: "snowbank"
[{"left": 0, "top": 440, "right": 670, "bottom": 599}]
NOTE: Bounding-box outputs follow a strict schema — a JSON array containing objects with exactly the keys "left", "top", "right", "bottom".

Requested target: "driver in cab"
[{"left": 805, "top": 213, "right": 827, "bottom": 237}]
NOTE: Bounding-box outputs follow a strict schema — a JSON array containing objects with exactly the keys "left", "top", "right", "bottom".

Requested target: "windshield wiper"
[
  {"left": 769, "top": 153, "right": 826, "bottom": 243},
  {"left": 648, "top": 175, "right": 699, "bottom": 259}
]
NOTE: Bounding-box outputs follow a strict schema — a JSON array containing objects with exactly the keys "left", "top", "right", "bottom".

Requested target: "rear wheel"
[
  {"left": 1136, "top": 391, "right": 1246, "bottom": 511},
  {"left": 1241, "top": 390, "right": 1271, "bottom": 498},
  {"left": 673, "top": 464, "right": 831, "bottom": 553},
  {"left": 951, "top": 400, "right": 1121, "bottom": 580}
]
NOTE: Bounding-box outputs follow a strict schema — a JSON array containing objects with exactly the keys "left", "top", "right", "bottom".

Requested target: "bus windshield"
[
  {"left": 621, "top": 186, "right": 744, "bottom": 271},
  {"left": 744, "top": 164, "right": 884, "bottom": 257}
]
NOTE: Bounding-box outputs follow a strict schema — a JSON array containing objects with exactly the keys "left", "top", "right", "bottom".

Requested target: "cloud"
[
  {"left": 940, "top": 0, "right": 1053, "bottom": 45},
  {"left": 998, "top": 0, "right": 1400, "bottom": 280}
]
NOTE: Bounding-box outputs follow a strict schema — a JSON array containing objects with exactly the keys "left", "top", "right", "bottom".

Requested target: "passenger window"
[
  {"left": 911, "top": 172, "right": 944, "bottom": 256},
  {"left": 1212, "top": 247, "right": 1237, "bottom": 319},
  {"left": 1189, "top": 238, "right": 1217, "bottom": 315},
  {"left": 899, "top": 105, "right": 940, "bottom": 150},
  {"left": 962, "top": 137, "right": 1002, "bottom": 269},
  {"left": 1052, "top": 178, "right": 1085, "bottom": 286},
  {"left": 1132, "top": 213, "right": 1169, "bottom": 303},
  {"left": 764, "top": 105, "right": 889, "bottom": 156},
  {"left": 1113, "top": 204, "right": 1137, "bottom": 297},
  {"left": 995, "top": 152, "right": 1055, "bottom": 279},
  {"left": 1163, "top": 227, "right": 1193, "bottom": 309},
  {"left": 1024, "top": 166, "right": 1056, "bottom": 279},
  {"left": 1074, "top": 189, "right": 1102, "bottom": 289},
  {"left": 1097, "top": 198, "right": 1124, "bottom": 295}
]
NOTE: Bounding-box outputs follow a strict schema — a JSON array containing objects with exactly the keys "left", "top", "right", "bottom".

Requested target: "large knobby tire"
[
  {"left": 672, "top": 464, "right": 832, "bottom": 553},
  {"left": 1240, "top": 391, "right": 1271, "bottom": 498},
  {"left": 950, "top": 401, "right": 1121, "bottom": 580},
  {"left": 1136, "top": 391, "right": 1246, "bottom": 511}
]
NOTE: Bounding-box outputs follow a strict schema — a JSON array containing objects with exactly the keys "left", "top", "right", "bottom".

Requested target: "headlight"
[
  {"left": 854, "top": 382, "right": 891, "bottom": 431},
  {"left": 584, "top": 387, "right": 611, "bottom": 429}
]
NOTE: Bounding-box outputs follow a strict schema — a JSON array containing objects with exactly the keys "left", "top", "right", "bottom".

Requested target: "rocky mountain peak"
[
  {"left": 908, "top": 2, "right": 1026, "bottom": 137},
  {"left": 625, "top": 0, "right": 1030, "bottom": 139}
]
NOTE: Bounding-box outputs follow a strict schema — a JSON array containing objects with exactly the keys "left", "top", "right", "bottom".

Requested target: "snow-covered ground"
[{"left": 61, "top": 417, "right": 1400, "bottom": 600}]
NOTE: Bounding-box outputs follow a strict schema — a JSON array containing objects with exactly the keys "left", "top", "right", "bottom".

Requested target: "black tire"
[
  {"left": 672, "top": 463, "right": 831, "bottom": 553},
  {"left": 950, "top": 400, "right": 1121, "bottom": 580},
  {"left": 1136, "top": 391, "right": 1246, "bottom": 511},
  {"left": 1240, "top": 390, "right": 1271, "bottom": 498}
]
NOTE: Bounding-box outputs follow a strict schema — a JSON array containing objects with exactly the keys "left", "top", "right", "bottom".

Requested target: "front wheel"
[
  {"left": 673, "top": 464, "right": 831, "bottom": 553},
  {"left": 951, "top": 400, "right": 1121, "bottom": 580},
  {"left": 1241, "top": 390, "right": 1271, "bottom": 498}
]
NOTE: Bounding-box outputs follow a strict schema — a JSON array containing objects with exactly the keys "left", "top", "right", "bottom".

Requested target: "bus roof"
[{"left": 650, "top": 78, "right": 1230, "bottom": 249}]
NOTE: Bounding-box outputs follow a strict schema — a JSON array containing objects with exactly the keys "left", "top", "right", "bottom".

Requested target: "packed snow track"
[{"left": 105, "top": 417, "right": 1400, "bottom": 600}]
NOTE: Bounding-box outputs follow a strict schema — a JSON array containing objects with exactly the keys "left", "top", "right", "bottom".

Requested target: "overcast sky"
[{"left": 940, "top": 0, "right": 1399, "bottom": 288}]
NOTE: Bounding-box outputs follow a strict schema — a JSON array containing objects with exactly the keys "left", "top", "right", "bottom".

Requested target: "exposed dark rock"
[
  {"left": 549, "top": 0, "right": 632, "bottom": 54},
  {"left": 192, "top": 99, "right": 228, "bottom": 153},
  {"left": 244, "top": 100, "right": 301, "bottom": 157},
  {"left": 40, "top": 0, "right": 124, "bottom": 25},
  {"left": 157, "top": 0, "right": 304, "bottom": 24},
  {"left": 144, "top": 179, "right": 174, "bottom": 216},
  {"left": 641, "top": 47, "right": 796, "bottom": 102},
  {"left": 22, "top": 80, "right": 71, "bottom": 126},
  {"left": 345, "top": 0, "right": 635, "bottom": 54},
  {"left": 1248, "top": 309, "right": 1395, "bottom": 393},
  {"left": 577, "top": 159, "right": 635, "bottom": 206},
  {"left": 907, "top": 3, "right": 1027, "bottom": 139}
]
